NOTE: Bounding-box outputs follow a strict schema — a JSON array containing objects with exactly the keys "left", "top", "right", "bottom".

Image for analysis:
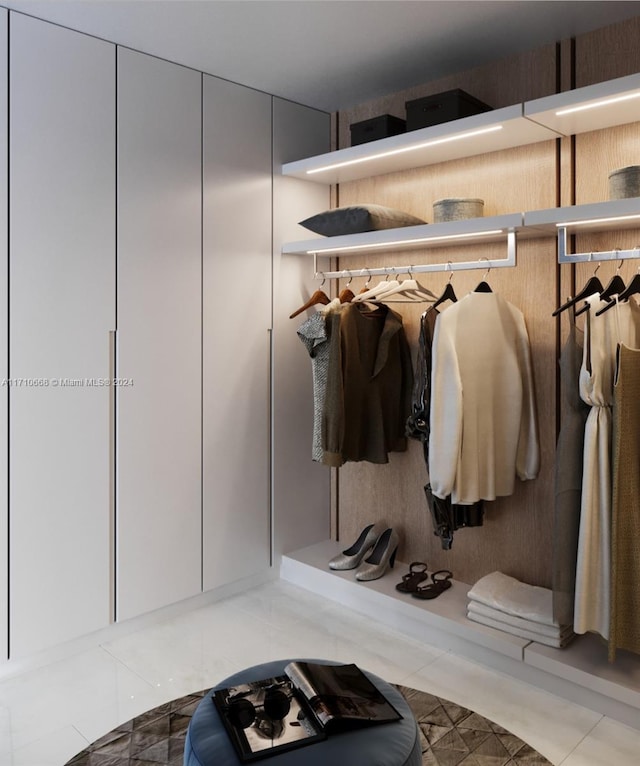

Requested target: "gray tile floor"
[{"left": 1, "top": 580, "right": 639, "bottom": 765}]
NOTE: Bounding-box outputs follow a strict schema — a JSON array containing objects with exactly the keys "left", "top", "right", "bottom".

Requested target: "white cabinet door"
[
  {"left": 116, "top": 49, "right": 202, "bottom": 621},
  {"left": 272, "top": 99, "right": 331, "bottom": 558},
  {"left": 202, "top": 76, "right": 272, "bottom": 588},
  {"left": 9, "top": 14, "right": 115, "bottom": 657},
  {"left": 0, "top": 7, "right": 7, "bottom": 663}
]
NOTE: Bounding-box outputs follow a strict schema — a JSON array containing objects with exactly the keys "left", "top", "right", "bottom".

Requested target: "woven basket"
[{"left": 433, "top": 197, "right": 484, "bottom": 223}]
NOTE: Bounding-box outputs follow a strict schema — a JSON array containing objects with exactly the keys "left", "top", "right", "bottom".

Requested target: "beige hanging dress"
[
  {"left": 609, "top": 340, "right": 640, "bottom": 661},
  {"left": 574, "top": 295, "right": 640, "bottom": 638}
]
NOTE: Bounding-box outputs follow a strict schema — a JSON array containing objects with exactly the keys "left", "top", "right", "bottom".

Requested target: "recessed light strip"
[
  {"left": 306, "top": 229, "right": 504, "bottom": 254},
  {"left": 306, "top": 125, "right": 504, "bottom": 176},
  {"left": 556, "top": 213, "right": 640, "bottom": 228},
  {"left": 555, "top": 91, "right": 640, "bottom": 117}
]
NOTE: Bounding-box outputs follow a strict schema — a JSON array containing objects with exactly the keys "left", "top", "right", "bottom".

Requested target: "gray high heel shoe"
[
  {"left": 355, "top": 528, "right": 399, "bottom": 581},
  {"left": 329, "top": 522, "right": 386, "bottom": 570}
]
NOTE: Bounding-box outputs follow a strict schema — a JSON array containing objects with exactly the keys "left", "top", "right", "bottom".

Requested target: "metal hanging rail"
[
  {"left": 557, "top": 225, "right": 640, "bottom": 263},
  {"left": 312, "top": 229, "right": 516, "bottom": 280}
]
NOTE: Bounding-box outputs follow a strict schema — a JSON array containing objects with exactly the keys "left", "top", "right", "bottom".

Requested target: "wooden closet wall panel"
[
  {"left": 575, "top": 16, "right": 640, "bottom": 88},
  {"left": 202, "top": 76, "right": 271, "bottom": 588},
  {"left": 272, "top": 98, "right": 332, "bottom": 557},
  {"left": 117, "top": 49, "right": 202, "bottom": 621},
  {"left": 335, "top": 49, "right": 558, "bottom": 588},
  {"left": 9, "top": 14, "right": 115, "bottom": 656},
  {"left": 338, "top": 44, "right": 557, "bottom": 151},
  {"left": 573, "top": 17, "right": 640, "bottom": 297},
  {"left": 0, "top": 7, "right": 7, "bottom": 662}
]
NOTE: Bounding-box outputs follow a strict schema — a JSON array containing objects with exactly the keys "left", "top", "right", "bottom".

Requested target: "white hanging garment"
[{"left": 573, "top": 294, "right": 640, "bottom": 639}]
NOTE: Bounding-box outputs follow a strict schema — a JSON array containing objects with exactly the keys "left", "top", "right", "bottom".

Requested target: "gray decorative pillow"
[{"left": 299, "top": 204, "right": 426, "bottom": 237}]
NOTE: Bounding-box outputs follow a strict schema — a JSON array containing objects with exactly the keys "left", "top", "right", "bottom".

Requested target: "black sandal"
[
  {"left": 411, "top": 569, "right": 453, "bottom": 600},
  {"left": 395, "top": 562, "right": 428, "bottom": 593}
]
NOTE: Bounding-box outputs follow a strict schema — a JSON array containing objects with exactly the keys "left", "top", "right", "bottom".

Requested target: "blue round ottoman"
[{"left": 184, "top": 659, "right": 421, "bottom": 766}]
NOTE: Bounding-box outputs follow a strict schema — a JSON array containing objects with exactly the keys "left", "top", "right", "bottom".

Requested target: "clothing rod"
[
  {"left": 314, "top": 229, "right": 516, "bottom": 280},
  {"left": 557, "top": 226, "right": 640, "bottom": 263}
]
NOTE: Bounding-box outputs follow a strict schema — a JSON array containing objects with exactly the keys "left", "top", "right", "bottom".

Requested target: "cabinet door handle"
[{"left": 108, "top": 330, "right": 116, "bottom": 622}]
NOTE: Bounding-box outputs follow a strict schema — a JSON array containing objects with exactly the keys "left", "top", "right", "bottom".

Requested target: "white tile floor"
[{"left": 1, "top": 579, "right": 639, "bottom": 766}]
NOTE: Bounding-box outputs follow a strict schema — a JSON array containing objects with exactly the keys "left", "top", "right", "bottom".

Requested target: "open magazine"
[{"left": 212, "top": 661, "right": 402, "bottom": 762}]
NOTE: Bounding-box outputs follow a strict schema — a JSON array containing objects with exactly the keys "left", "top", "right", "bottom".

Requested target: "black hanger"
[
  {"left": 432, "top": 268, "right": 458, "bottom": 310},
  {"left": 596, "top": 270, "right": 640, "bottom": 316},
  {"left": 474, "top": 261, "right": 492, "bottom": 293},
  {"left": 575, "top": 266, "right": 625, "bottom": 317},
  {"left": 552, "top": 263, "right": 603, "bottom": 317},
  {"left": 432, "top": 280, "right": 458, "bottom": 309}
]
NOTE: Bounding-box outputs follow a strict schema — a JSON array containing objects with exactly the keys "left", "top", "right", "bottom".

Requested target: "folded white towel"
[
  {"left": 467, "top": 571, "right": 557, "bottom": 627},
  {"left": 467, "top": 610, "right": 575, "bottom": 648},
  {"left": 467, "top": 602, "right": 572, "bottom": 639}
]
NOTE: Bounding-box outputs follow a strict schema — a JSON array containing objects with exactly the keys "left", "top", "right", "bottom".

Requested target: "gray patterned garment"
[{"left": 297, "top": 307, "right": 337, "bottom": 462}]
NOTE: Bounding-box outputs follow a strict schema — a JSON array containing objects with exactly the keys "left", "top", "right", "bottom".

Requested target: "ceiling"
[{"left": 4, "top": 0, "right": 640, "bottom": 112}]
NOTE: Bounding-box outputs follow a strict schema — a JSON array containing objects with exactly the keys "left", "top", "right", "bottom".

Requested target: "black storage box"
[
  {"left": 405, "top": 89, "right": 492, "bottom": 131},
  {"left": 350, "top": 114, "right": 406, "bottom": 146}
]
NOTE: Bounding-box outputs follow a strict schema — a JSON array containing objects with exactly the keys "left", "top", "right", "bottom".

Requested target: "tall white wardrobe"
[
  {"left": 9, "top": 13, "right": 116, "bottom": 656},
  {"left": 1, "top": 10, "right": 330, "bottom": 662}
]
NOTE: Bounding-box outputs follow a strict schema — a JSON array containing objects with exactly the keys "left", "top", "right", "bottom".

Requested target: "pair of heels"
[{"left": 329, "top": 522, "right": 399, "bottom": 582}]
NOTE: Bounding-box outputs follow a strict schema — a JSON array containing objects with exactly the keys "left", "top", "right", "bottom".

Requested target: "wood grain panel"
[
  {"left": 338, "top": 44, "right": 556, "bottom": 150},
  {"left": 336, "top": 237, "right": 557, "bottom": 587},
  {"left": 575, "top": 124, "right": 640, "bottom": 205},
  {"left": 333, "top": 45, "right": 559, "bottom": 588},
  {"left": 327, "top": 19, "right": 640, "bottom": 592},
  {"left": 575, "top": 16, "right": 640, "bottom": 87}
]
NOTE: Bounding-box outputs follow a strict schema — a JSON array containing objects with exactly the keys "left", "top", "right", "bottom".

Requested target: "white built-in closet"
[
  {"left": 202, "top": 76, "right": 272, "bottom": 589},
  {"left": 116, "top": 48, "right": 202, "bottom": 622},
  {"left": 9, "top": 14, "right": 116, "bottom": 656},
  {"left": 0, "top": 9, "right": 330, "bottom": 662}
]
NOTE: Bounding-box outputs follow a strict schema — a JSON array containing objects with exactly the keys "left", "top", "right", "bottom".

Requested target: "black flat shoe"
[
  {"left": 395, "top": 562, "right": 428, "bottom": 593},
  {"left": 412, "top": 569, "right": 453, "bottom": 600}
]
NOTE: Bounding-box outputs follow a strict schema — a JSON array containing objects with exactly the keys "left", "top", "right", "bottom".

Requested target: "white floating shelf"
[
  {"left": 282, "top": 105, "right": 560, "bottom": 185},
  {"left": 524, "top": 197, "right": 640, "bottom": 235},
  {"left": 282, "top": 213, "right": 524, "bottom": 256},
  {"left": 525, "top": 72, "right": 640, "bottom": 137}
]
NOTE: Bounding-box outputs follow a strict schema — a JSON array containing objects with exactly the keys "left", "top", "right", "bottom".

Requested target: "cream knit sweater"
[{"left": 428, "top": 291, "right": 539, "bottom": 504}]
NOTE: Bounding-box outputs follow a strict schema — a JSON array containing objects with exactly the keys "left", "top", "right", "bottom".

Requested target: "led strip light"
[
  {"left": 555, "top": 213, "right": 640, "bottom": 228},
  {"left": 306, "top": 229, "right": 504, "bottom": 254},
  {"left": 306, "top": 124, "right": 504, "bottom": 176},
  {"left": 555, "top": 90, "right": 640, "bottom": 117}
]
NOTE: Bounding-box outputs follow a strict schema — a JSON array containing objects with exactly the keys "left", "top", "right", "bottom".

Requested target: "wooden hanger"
[
  {"left": 339, "top": 287, "right": 355, "bottom": 303},
  {"left": 289, "top": 286, "right": 331, "bottom": 319},
  {"left": 357, "top": 269, "right": 372, "bottom": 295},
  {"left": 339, "top": 272, "right": 355, "bottom": 303}
]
